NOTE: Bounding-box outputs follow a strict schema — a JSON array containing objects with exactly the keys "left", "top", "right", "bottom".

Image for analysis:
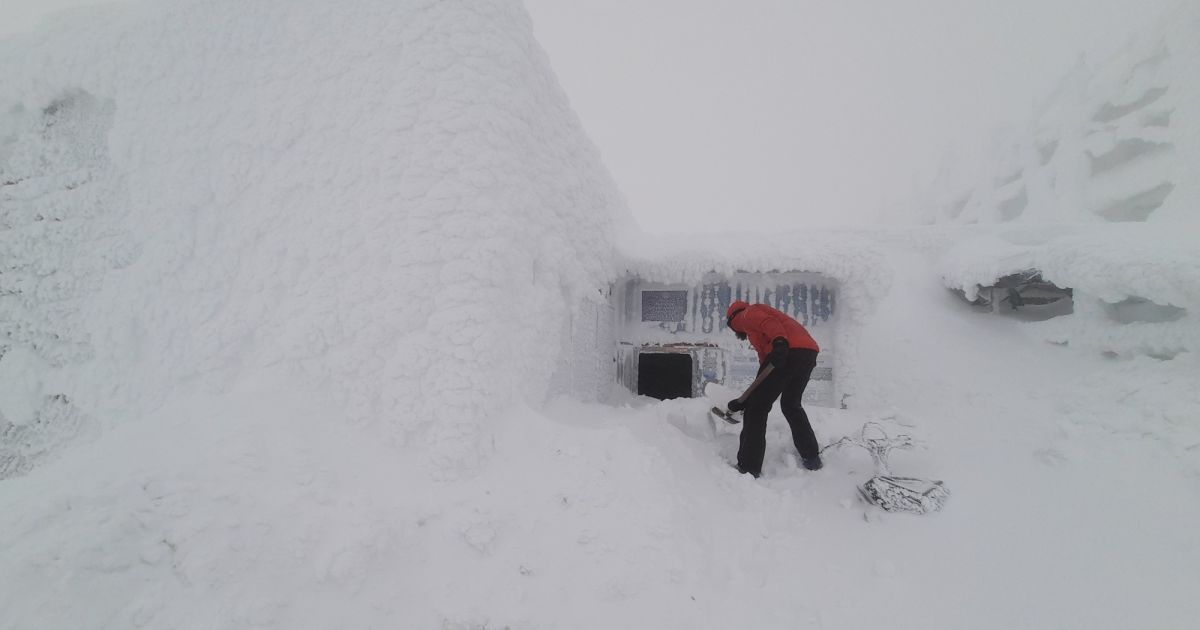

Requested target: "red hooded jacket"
[{"left": 726, "top": 300, "right": 819, "bottom": 362}]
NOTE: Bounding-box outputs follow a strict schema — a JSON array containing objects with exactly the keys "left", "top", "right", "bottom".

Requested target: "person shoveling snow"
[{"left": 718, "top": 300, "right": 824, "bottom": 477}]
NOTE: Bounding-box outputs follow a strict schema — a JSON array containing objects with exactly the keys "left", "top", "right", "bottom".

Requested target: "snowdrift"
[
  {"left": 0, "top": 0, "right": 630, "bottom": 478},
  {"left": 939, "top": 224, "right": 1200, "bottom": 358}
]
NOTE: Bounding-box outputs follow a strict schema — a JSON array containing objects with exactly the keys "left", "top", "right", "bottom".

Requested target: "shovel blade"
[{"left": 709, "top": 406, "right": 740, "bottom": 425}]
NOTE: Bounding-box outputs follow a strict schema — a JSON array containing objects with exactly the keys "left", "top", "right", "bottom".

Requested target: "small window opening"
[{"left": 637, "top": 352, "right": 692, "bottom": 400}]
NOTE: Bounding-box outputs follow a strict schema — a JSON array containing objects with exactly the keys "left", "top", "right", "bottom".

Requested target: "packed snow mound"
[
  {"left": 920, "top": 0, "right": 1200, "bottom": 225},
  {"left": 0, "top": 0, "right": 630, "bottom": 477}
]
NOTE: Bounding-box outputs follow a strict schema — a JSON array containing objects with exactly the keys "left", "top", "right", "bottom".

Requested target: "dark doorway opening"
[{"left": 637, "top": 352, "right": 693, "bottom": 400}]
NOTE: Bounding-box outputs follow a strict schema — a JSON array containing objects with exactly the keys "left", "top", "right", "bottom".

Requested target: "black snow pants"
[{"left": 736, "top": 348, "right": 820, "bottom": 477}]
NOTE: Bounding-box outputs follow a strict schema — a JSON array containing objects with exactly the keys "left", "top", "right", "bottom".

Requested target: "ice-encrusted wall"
[
  {"left": 0, "top": 90, "right": 134, "bottom": 477},
  {"left": 615, "top": 229, "right": 894, "bottom": 409},
  {"left": 614, "top": 272, "right": 840, "bottom": 406}
]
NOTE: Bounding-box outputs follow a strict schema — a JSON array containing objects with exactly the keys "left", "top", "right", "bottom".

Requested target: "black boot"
[
  {"left": 801, "top": 455, "right": 823, "bottom": 471},
  {"left": 733, "top": 463, "right": 760, "bottom": 478}
]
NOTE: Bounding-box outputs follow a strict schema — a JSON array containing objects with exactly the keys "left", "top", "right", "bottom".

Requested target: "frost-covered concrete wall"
[
  {"left": 0, "top": 0, "right": 629, "bottom": 477},
  {"left": 922, "top": 1, "right": 1199, "bottom": 226}
]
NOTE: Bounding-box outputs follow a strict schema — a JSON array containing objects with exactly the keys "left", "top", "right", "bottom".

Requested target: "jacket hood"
[{"left": 726, "top": 300, "right": 750, "bottom": 327}]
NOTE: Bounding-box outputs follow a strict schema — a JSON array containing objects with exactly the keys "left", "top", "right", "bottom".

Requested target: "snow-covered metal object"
[
  {"left": 826, "top": 422, "right": 950, "bottom": 515},
  {"left": 858, "top": 476, "right": 949, "bottom": 515},
  {"left": 950, "top": 268, "right": 1073, "bottom": 321}
]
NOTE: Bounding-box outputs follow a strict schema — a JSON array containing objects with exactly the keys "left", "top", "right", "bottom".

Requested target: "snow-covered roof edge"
[{"left": 616, "top": 229, "right": 892, "bottom": 324}]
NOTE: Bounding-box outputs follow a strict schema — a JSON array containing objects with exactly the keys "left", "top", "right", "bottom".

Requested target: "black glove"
[
  {"left": 727, "top": 399, "right": 745, "bottom": 413},
  {"left": 769, "top": 337, "right": 789, "bottom": 368}
]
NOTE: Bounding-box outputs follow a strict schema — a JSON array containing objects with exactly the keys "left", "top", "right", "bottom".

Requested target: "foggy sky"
[
  {"left": 523, "top": 0, "right": 1173, "bottom": 232},
  {"left": 3, "top": 0, "right": 1174, "bottom": 233}
]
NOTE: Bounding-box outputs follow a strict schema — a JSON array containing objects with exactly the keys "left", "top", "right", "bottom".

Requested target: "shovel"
[{"left": 709, "top": 364, "right": 775, "bottom": 425}]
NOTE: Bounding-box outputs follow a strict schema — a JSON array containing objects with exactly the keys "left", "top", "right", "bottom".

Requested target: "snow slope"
[{"left": 0, "top": 0, "right": 631, "bottom": 479}]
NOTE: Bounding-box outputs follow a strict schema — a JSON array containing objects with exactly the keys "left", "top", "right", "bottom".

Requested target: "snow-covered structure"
[
  {"left": 613, "top": 272, "right": 839, "bottom": 405},
  {"left": 615, "top": 232, "right": 891, "bottom": 410},
  {"left": 939, "top": 226, "right": 1200, "bottom": 359},
  {"left": 0, "top": 0, "right": 631, "bottom": 479},
  {"left": 1, "top": 2, "right": 1198, "bottom": 629}
]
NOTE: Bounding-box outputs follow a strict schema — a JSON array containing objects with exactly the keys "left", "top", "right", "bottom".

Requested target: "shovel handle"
[{"left": 735, "top": 363, "right": 775, "bottom": 404}]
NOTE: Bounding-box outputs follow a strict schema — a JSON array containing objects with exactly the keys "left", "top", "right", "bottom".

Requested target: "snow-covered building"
[
  {"left": 612, "top": 271, "right": 839, "bottom": 405},
  {"left": 610, "top": 231, "right": 891, "bottom": 411}
]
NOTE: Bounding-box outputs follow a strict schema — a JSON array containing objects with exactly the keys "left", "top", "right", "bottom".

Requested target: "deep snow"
[
  {"left": 1, "top": 1, "right": 1198, "bottom": 629},
  {"left": 3, "top": 239, "right": 1197, "bottom": 629}
]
